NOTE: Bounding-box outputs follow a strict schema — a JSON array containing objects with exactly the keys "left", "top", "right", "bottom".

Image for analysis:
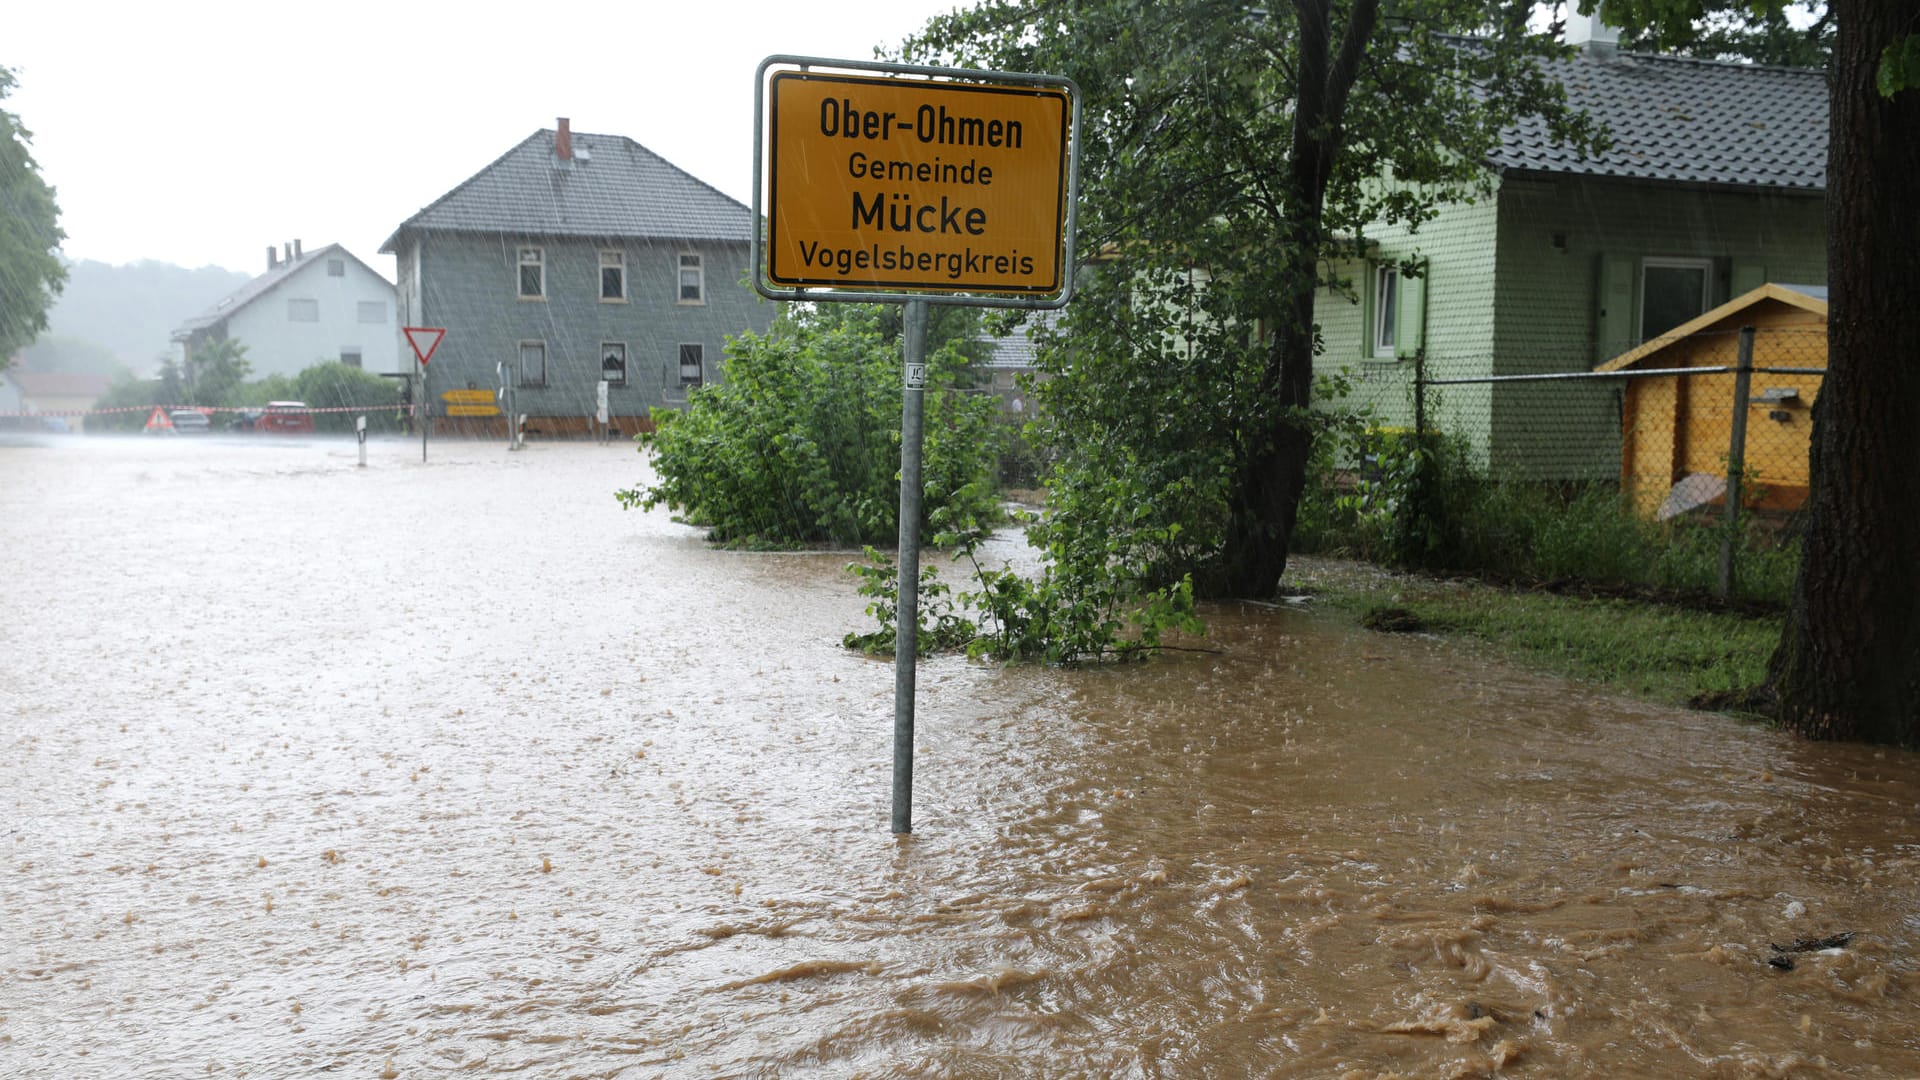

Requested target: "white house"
[{"left": 172, "top": 241, "right": 400, "bottom": 378}]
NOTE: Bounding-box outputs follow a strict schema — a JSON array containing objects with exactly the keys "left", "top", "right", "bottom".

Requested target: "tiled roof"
[
  {"left": 981, "top": 310, "right": 1061, "bottom": 369},
  {"left": 1492, "top": 47, "right": 1827, "bottom": 192},
  {"left": 381, "top": 129, "right": 755, "bottom": 252},
  {"left": 172, "top": 244, "right": 386, "bottom": 338}
]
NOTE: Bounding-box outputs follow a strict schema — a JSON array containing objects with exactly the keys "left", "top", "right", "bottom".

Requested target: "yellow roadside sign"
[
  {"left": 442, "top": 389, "right": 499, "bottom": 417},
  {"left": 766, "top": 71, "right": 1071, "bottom": 295}
]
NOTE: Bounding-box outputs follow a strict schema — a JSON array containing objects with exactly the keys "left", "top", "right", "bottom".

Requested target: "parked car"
[
  {"left": 227, "top": 408, "right": 263, "bottom": 432},
  {"left": 259, "top": 401, "right": 314, "bottom": 434},
  {"left": 168, "top": 409, "right": 211, "bottom": 434}
]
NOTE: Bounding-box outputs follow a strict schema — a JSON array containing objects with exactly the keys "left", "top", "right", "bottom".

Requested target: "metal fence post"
[
  {"left": 1718, "top": 326, "right": 1756, "bottom": 600},
  {"left": 892, "top": 298, "right": 930, "bottom": 835},
  {"left": 1413, "top": 347, "right": 1427, "bottom": 438}
]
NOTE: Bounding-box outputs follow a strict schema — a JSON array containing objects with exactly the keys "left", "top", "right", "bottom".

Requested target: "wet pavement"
[{"left": 2, "top": 436, "right": 1916, "bottom": 1078}]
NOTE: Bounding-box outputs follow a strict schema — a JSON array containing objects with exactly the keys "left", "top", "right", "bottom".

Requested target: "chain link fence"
[{"left": 1318, "top": 325, "right": 1826, "bottom": 601}]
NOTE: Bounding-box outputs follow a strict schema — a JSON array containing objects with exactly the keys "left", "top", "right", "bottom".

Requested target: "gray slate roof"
[
  {"left": 381, "top": 129, "right": 754, "bottom": 252},
  {"left": 1491, "top": 48, "right": 1827, "bottom": 193},
  {"left": 172, "top": 243, "right": 381, "bottom": 339},
  {"left": 981, "top": 310, "right": 1061, "bottom": 370}
]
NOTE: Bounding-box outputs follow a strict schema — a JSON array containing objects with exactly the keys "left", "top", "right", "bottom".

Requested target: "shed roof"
[
  {"left": 1597, "top": 282, "right": 1828, "bottom": 372},
  {"left": 381, "top": 128, "right": 755, "bottom": 252},
  {"left": 1492, "top": 47, "right": 1827, "bottom": 193}
]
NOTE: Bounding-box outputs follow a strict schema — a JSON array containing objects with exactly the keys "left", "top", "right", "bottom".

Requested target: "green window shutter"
[
  {"left": 1731, "top": 262, "right": 1767, "bottom": 298},
  {"left": 1596, "top": 253, "right": 1636, "bottom": 364},
  {"left": 1395, "top": 260, "right": 1427, "bottom": 360}
]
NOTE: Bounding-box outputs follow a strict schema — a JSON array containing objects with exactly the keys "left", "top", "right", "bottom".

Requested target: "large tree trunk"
[
  {"left": 1766, "top": 0, "right": 1920, "bottom": 745},
  {"left": 1206, "top": 0, "right": 1377, "bottom": 600}
]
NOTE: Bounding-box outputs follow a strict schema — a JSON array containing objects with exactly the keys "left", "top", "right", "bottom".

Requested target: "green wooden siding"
[{"left": 1314, "top": 174, "right": 1824, "bottom": 477}]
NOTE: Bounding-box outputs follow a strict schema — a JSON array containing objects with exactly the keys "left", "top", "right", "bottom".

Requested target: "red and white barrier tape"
[{"left": 0, "top": 404, "right": 419, "bottom": 418}]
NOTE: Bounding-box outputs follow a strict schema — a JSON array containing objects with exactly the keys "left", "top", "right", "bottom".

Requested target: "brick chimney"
[
  {"left": 293, "top": 238, "right": 303, "bottom": 259},
  {"left": 267, "top": 245, "right": 279, "bottom": 270},
  {"left": 556, "top": 117, "right": 573, "bottom": 162}
]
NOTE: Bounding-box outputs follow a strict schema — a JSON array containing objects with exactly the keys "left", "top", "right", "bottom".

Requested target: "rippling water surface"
[{"left": 2, "top": 436, "right": 1916, "bottom": 1078}]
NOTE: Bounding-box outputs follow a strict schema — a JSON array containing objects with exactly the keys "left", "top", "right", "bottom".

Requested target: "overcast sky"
[{"left": 9, "top": 0, "right": 970, "bottom": 279}]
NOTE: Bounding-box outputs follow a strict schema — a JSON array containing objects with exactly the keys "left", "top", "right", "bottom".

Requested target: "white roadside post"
[
  {"left": 356, "top": 414, "right": 367, "bottom": 468},
  {"left": 753, "top": 56, "right": 1080, "bottom": 833}
]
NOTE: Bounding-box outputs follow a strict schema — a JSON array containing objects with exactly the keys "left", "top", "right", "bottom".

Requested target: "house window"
[
  {"left": 1371, "top": 265, "right": 1399, "bottom": 359},
  {"left": 518, "top": 247, "right": 545, "bottom": 299},
  {"left": 678, "top": 343, "right": 704, "bottom": 387},
  {"left": 357, "top": 300, "right": 386, "bottom": 324},
  {"left": 519, "top": 341, "right": 546, "bottom": 387},
  {"left": 287, "top": 298, "right": 319, "bottom": 322},
  {"left": 601, "top": 251, "right": 626, "bottom": 301},
  {"left": 340, "top": 348, "right": 363, "bottom": 369},
  {"left": 1641, "top": 257, "right": 1712, "bottom": 341},
  {"left": 327, "top": 258, "right": 346, "bottom": 277},
  {"left": 678, "top": 253, "right": 704, "bottom": 304},
  {"left": 602, "top": 343, "right": 627, "bottom": 386}
]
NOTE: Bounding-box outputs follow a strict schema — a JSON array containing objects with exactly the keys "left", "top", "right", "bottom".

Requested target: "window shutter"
[
  {"left": 1731, "top": 262, "right": 1767, "bottom": 298},
  {"left": 1395, "top": 261, "right": 1427, "bottom": 360},
  {"left": 1596, "top": 253, "right": 1636, "bottom": 364}
]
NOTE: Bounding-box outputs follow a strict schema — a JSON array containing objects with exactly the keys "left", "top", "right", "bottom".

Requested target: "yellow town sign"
[{"left": 765, "top": 71, "right": 1071, "bottom": 295}]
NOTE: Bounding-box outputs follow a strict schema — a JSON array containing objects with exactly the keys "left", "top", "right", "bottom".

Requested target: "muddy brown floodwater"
[{"left": 1, "top": 435, "right": 1916, "bottom": 1079}]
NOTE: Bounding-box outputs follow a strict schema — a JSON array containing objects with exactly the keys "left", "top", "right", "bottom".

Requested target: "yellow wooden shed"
[{"left": 1599, "top": 283, "right": 1827, "bottom": 518}]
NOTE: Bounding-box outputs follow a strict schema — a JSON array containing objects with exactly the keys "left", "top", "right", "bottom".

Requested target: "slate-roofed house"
[
  {"left": 1320, "top": 15, "right": 1828, "bottom": 475},
  {"left": 381, "top": 118, "right": 776, "bottom": 434},
  {"left": 172, "top": 241, "right": 399, "bottom": 379}
]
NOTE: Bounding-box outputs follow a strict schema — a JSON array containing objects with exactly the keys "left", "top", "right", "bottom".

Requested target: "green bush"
[
  {"left": 291, "top": 363, "right": 404, "bottom": 434},
  {"left": 621, "top": 304, "right": 1002, "bottom": 549},
  {"left": 1296, "top": 424, "right": 1800, "bottom": 606}
]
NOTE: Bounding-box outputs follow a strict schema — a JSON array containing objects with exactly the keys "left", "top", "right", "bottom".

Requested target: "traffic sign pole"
[
  {"left": 891, "top": 298, "right": 929, "bottom": 834},
  {"left": 402, "top": 327, "right": 445, "bottom": 464}
]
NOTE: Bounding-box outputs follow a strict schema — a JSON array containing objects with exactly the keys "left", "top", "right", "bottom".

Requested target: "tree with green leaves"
[
  {"left": 1595, "top": 0, "right": 1920, "bottom": 745},
  {"left": 1602, "top": 0, "right": 1834, "bottom": 65},
  {"left": 183, "top": 337, "right": 252, "bottom": 406},
  {"left": 621, "top": 302, "right": 1002, "bottom": 549},
  {"left": 903, "top": 0, "right": 1604, "bottom": 598},
  {"left": 0, "top": 65, "right": 66, "bottom": 371}
]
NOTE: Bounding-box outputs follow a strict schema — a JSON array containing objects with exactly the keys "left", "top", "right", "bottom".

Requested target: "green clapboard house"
[{"left": 1318, "top": 23, "right": 1827, "bottom": 477}]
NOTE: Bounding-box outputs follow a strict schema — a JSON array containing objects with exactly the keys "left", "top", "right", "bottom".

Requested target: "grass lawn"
[{"left": 1280, "top": 555, "right": 1784, "bottom": 710}]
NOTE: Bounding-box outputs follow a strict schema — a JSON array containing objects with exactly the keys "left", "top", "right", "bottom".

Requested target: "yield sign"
[{"left": 403, "top": 326, "right": 446, "bottom": 366}]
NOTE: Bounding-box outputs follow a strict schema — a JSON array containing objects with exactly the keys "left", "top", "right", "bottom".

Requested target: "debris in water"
[
  {"left": 541, "top": 857, "right": 552, "bottom": 874},
  {"left": 1362, "top": 606, "right": 1425, "bottom": 633},
  {"left": 1771, "top": 932, "right": 1855, "bottom": 953},
  {"left": 1768, "top": 955, "right": 1795, "bottom": 971}
]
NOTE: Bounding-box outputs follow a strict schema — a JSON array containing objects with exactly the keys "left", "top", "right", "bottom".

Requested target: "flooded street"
[{"left": 3, "top": 436, "right": 1916, "bottom": 1078}]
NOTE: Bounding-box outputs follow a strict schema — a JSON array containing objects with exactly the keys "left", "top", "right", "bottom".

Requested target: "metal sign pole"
[
  {"left": 891, "top": 298, "right": 930, "bottom": 834},
  {"left": 420, "top": 363, "right": 429, "bottom": 463}
]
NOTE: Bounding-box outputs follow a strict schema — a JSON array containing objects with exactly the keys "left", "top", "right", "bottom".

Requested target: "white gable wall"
[{"left": 222, "top": 253, "right": 401, "bottom": 378}]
